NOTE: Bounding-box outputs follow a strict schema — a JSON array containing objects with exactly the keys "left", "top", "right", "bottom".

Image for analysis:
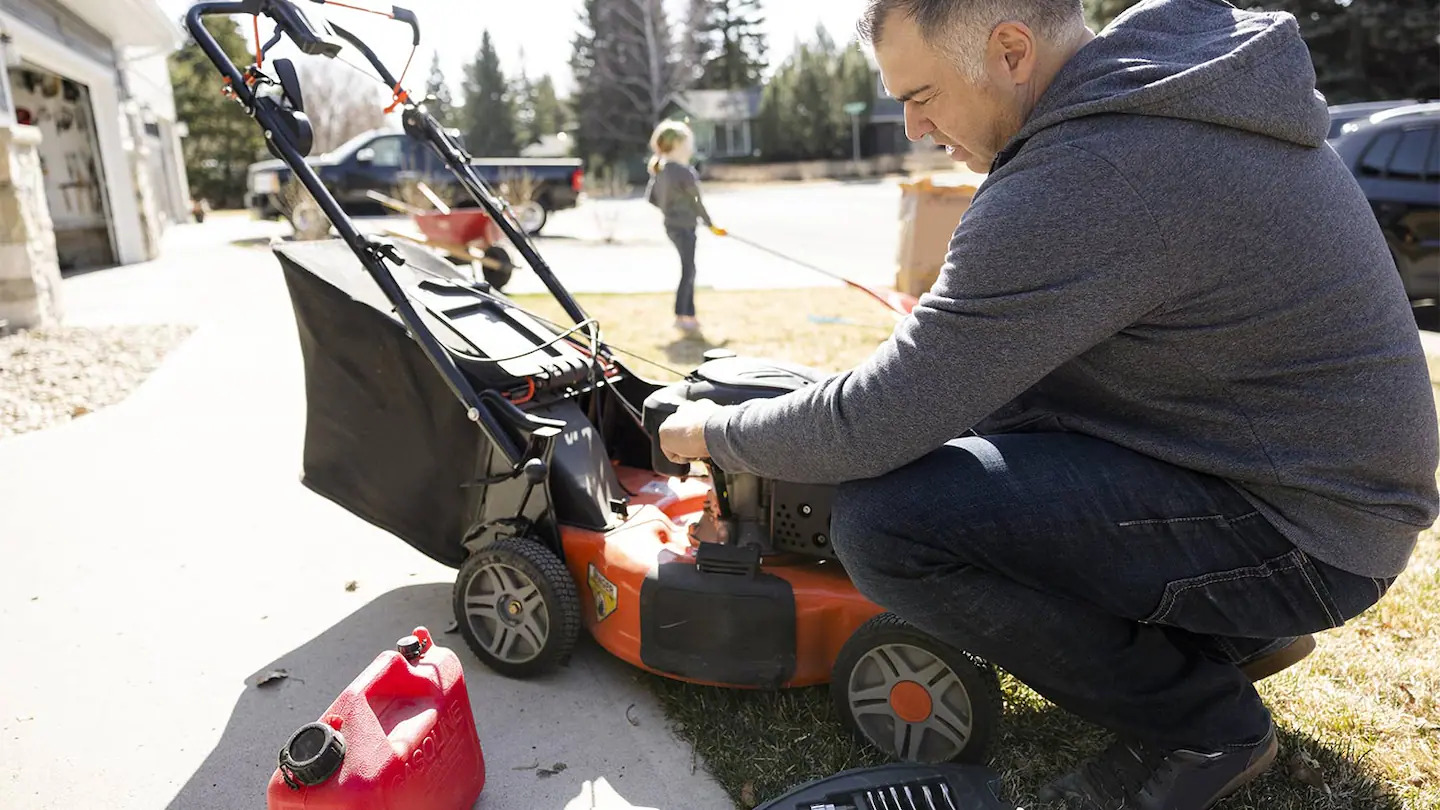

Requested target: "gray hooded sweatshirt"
[{"left": 703, "top": 0, "right": 1439, "bottom": 578}]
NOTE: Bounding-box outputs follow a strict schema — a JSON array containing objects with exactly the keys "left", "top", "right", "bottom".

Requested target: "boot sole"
[
  {"left": 1242, "top": 634, "right": 1316, "bottom": 682},
  {"left": 1209, "top": 733, "right": 1280, "bottom": 806}
]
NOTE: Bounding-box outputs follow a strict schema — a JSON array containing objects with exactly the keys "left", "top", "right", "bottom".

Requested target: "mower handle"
[{"left": 183, "top": 0, "right": 560, "bottom": 475}]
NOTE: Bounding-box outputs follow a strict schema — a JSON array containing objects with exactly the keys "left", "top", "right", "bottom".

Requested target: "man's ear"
[{"left": 990, "top": 22, "right": 1038, "bottom": 84}]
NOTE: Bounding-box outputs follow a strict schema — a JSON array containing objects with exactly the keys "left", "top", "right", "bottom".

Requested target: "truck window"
[{"left": 363, "top": 136, "right": 405, "bottom": 167}]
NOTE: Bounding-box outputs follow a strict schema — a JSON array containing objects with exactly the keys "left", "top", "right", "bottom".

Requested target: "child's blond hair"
[{"left": 648, "top": 120, "right": 694, "bottom": 175}]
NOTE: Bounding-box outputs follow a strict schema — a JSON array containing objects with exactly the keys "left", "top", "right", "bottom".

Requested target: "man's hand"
[{"left": 658, "top": 399, "right": 724, "bottom": 464}]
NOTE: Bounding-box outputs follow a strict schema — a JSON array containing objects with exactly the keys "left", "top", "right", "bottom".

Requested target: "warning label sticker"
[{"left": 587, "top": 563, "right": 618, "bottom": 622}]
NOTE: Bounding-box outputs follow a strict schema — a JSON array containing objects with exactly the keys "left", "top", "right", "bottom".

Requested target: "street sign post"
[{"left": 843, "top": 101, "right": 866, "bottom": 163}]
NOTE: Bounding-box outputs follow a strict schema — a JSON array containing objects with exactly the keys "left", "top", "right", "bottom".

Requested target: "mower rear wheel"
[
  {"left": 832, "top": 613, "right": 1001, "bottom": 764},
  {"left": 453, "top": 538, "right": 580, "bottom": 678}
]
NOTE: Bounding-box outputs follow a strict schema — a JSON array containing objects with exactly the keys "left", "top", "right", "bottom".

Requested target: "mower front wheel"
[
  {"left": 453, "top": 538, "right": 580, "bottom": 678},
  {"left": 832, "top": 613, "right": 1001, "bottom": 764}
]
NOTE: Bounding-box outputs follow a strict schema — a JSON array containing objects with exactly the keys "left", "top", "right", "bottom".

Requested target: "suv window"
[
  {"left": 1359, "top": 130, "right": 1400, "bottom": 177},
  {"left": 1387, "top": 127, "right": 1434, "bottom": 180}
]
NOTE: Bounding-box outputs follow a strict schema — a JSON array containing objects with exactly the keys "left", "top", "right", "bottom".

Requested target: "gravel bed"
[{"left": 0, "top": 324, "right": 197, "bottom": 439}]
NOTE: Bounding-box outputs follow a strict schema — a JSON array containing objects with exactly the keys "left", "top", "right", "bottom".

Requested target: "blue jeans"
[
  {"left": 666, "top": 226, "right": 697, "bottom": 318},
  {"left": 831, "top": 432, "right": 1393, "bottom": 752}
]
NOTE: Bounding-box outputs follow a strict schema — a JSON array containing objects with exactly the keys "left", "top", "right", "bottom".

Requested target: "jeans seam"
[
  {"left": 1297, "top": 558, "right": 1342, "bottom": 627},
  {"left": 1148, "top": 561, "right": 1305, "bottom": 624},
  {"left": 1226, "top": 511, "right": 1261, "bottom": 525},
  {"left": 1118, "top": 514, "right": 1226, "bottom": 528}
]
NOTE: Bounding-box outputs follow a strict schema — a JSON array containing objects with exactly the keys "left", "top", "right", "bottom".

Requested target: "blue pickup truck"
[{"left": 245, "top": 128, "right": 584, "bottom": 234}]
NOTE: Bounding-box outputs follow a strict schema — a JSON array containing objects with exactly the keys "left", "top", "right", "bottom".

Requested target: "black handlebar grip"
[{"left": 391, "top": 6, "right": 420, "bottom": 45}]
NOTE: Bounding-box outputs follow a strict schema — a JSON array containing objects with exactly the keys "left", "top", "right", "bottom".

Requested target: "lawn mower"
[{"left": 185, "top": 0, "right": 1003, "bottom": 768}]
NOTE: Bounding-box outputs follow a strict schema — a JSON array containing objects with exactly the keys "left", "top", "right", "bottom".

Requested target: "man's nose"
[{"left": 903, "top": 103, "right": 935, "bottom": 142}]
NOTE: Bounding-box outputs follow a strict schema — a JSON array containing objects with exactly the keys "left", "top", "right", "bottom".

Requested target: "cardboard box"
[{"left": 893, "top": 173, "right": 979, "bottom": 296}]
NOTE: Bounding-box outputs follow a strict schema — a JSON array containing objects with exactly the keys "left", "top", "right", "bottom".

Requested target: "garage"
[{"left": 11, "top": 63, "right": 114, "bottom": 269}]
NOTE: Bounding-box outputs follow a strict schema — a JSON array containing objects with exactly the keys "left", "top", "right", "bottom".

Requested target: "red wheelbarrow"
[{"left": 367, "top": 188, "right": 516, "bottom": 291}]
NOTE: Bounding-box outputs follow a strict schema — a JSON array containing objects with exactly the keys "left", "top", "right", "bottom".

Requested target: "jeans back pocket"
[{"left": 1143, "top": 549, "right": 1345, "bottom": 638}]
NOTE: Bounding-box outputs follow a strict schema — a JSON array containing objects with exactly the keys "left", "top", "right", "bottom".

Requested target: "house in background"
[
  {"left": 661, "top": 87, "right": 762, "bottom": 162},
  {"left": 660, "top": 73, "right": 934, "bottom": 166},
  {"left": 1, "top": 0, "right": 190, "bottom": 274},
  {"left": 865, "top": 74, "right": 912, "bottom": 156}
]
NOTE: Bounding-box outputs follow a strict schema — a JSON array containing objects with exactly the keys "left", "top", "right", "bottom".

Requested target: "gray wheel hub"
[
  {"left": 846, "top": 642, "right": 976, "bottom": 762},
  {"left": 463, "top": 562, "right": 549, "bottom": 664}
]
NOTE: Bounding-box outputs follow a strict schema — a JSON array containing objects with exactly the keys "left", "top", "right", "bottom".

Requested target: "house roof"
[{"left": 667, "top": 88, "right": 763, "bottom": 122}]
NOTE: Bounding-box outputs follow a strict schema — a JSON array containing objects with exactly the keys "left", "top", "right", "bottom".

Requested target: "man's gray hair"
[{"left": 858, "top": 0, "right": 1084, "bottom": 79}]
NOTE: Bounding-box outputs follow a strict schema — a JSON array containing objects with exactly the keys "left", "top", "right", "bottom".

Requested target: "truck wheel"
[
  {"left": 481, "top": 246, "right": 513, "bottom": 291},
  {"left": 831, "top": 613, "right": 1001, "bottom": 764},
  {"left": 452, "top": 538, "right": 580, "bottom": 678},
  {"left": 515, "top": 200, "right": 548, "bottom": 236}
]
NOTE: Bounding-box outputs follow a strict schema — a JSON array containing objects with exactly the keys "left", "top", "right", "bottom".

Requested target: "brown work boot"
[{"left": 1240, "top": 634, "right": 1316, "bottom": 682}]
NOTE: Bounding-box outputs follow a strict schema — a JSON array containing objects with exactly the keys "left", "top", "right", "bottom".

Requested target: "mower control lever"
[{"left": 269, "top": 0, "right": 343, "bottom": 57}]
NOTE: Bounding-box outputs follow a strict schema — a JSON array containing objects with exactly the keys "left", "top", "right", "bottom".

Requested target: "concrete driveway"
[{"left": 0, "top": 215, "right": 732, "bottom": 810}]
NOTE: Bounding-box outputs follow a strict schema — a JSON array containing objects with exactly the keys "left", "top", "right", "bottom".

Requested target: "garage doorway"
[{"left": 11, "top": 63, "right": 117, "bottom": 270}]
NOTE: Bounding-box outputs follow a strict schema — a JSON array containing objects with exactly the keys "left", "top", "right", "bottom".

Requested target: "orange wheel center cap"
[{"left": 888, "top": 680, "right": 933, "bottom": 724}]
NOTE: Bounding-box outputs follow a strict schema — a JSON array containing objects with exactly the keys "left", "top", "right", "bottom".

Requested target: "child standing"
[{"left": 645, "top": 121, "right": 724, "bottom": 334}]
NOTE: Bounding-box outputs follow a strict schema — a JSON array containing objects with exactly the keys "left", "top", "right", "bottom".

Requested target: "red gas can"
[{"left": 266, "top": 626, "right": 486, "bottom": 810}]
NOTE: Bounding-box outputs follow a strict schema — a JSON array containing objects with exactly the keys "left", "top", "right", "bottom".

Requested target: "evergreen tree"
[
  {"left": 1083, "top": 0, "right": 1438, "bottom": 102},
  {"left": 757, "top": 29, "right": 874, "bottom": 161},
  {"left": 422, "top": 52, "right": 455, "bottom": 126},
  {"left": 570, "top": 0, "right": 677, "bottom": 168},
  {"left": 523, "top": 76, "right": 565, "bottom": 144},
  {"left": 460, "top": 31, "right": 519, "bottom": 156},
  {"left": 167, "top": 16, "right": 268, "bottom": 208},
  {"left": 695, "top": 0, "right": 768, "bottom": 89}
]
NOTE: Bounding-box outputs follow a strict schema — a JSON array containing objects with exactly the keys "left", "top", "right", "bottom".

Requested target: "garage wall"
[{"left": 1, "top": 5, "right": 146, "bottom": 265}]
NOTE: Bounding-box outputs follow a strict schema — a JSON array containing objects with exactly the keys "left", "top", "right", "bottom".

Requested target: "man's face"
[{"left": 873, "top": 13, "right": 1027, "bottom": 174}]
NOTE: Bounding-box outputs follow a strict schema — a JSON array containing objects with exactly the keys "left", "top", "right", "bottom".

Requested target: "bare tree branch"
[{"left": 297, "top": 61, "right": 387, "bottom": 153}]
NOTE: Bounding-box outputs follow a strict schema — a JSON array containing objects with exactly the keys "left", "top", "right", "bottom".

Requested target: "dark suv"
[{"left": 1330, "top": 103, "right": 1440, "bottom": 329}]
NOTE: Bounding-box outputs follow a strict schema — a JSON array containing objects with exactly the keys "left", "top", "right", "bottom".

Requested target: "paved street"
[{"left": 363, "top": 178, "right": 919, "bottom": 296}]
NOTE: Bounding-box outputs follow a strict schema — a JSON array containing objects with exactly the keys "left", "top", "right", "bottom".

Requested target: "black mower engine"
[{"left": 642, "top": 353, "right": 840, "bottom": 560}]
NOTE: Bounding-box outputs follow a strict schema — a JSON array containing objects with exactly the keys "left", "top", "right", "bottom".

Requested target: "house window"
[{"left": 711, "top": 121, "right": 749, "bottom": 157}]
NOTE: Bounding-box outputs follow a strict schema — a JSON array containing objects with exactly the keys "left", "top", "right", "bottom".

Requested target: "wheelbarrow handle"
[{"left": 365, "top": 189, "right": 426, "bottom": 216}]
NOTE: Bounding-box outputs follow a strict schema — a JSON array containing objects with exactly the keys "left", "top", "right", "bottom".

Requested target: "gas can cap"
[
  {"left": 397, "top": 634, "right": 425, "bottom": 661},
  {"left": 279, "top": 722, "right": 346, "bottom": 789}
]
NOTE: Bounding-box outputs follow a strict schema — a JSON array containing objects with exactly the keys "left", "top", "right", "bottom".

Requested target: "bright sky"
[{"left": 160, "top": 0, "right": 872, "bottom": 98}]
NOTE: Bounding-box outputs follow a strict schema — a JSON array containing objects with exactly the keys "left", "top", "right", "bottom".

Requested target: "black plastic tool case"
[{"left": 755, "top": 762, "right": 1015, "bottom": 810}]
